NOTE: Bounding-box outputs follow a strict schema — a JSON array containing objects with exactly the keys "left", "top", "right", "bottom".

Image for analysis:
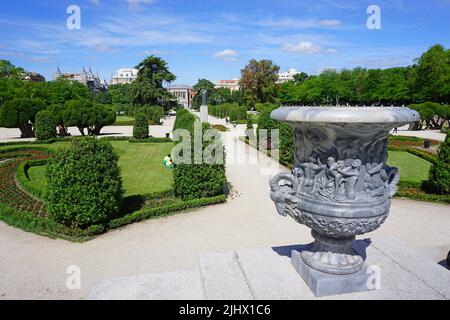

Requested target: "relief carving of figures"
[{"left": 338, "top": 159, "right": 362, "bottom": 200}]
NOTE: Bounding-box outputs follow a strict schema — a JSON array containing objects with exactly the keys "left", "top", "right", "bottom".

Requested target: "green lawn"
[
  {"left": 112, "top": 141, "right": 173, "bottom": 196},
  {"left": 387, "top": 150, "right": 431, "bottom": 183},
  {"left": 26, "top": 165, "right": 47, "bottom": 193},
  {"left": 113, "top": 115, "right": 135, "bottom": 125},
  {"left": 24, "top": 141, "right": 174, "bottom": 197}
]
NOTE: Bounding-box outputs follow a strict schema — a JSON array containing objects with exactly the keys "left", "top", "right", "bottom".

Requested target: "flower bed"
[{"left": 0, "top": 149, "right": 50, "bottom": 216}]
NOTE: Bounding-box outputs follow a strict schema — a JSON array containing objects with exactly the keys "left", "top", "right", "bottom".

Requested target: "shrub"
[
  {"left": 172, "top": 111, "right": 227, "bottom": 200},
  {"left": 246, "top": 115, "right": 254, "bottom": 139},
  {"left": 257, "top": 108, "right": 294, "bottom": 166},
  {"left": 133, "top": 112, "right": 149, "bottom": 139},
  {"left": 423, "top": 133, "right": 450, "bottom": 194},
  {"left": 35, "top": 110, "right": 56, "bottom": 140},
  {"left": 45, "top": 138, "right": 124, "bottom": 228},
  {"left": 229, "top": 108, "right": 239, "bottom": 122}
]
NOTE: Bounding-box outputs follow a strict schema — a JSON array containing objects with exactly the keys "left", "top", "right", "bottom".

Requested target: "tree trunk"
[
  {"left": 92, "top": 126, "right": 102, "bottom": 135},
  {"left": 78, "top": 126, "right": 85, "bottom": 136},
  {"left": 19, "top": 122, "right": 34, "bottom": 138}
]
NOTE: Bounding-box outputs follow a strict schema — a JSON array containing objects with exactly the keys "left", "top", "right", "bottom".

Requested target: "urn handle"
[
  {"left": 269, "top": 172, "right": 300, "bottom": 217},
  {"left": 386, "top": 166, "right": 400, "bottom": 197}
]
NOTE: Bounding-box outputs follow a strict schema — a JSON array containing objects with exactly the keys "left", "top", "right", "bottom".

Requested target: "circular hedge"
[
  {"left": 133, "top": 112, "right": 149, "bottom": 139},
  {"left": 45, "top": 138, "right": 124, "bottom": 228},
  {"left": 35, "top": 110, "right": 56, "bottom": 140}
]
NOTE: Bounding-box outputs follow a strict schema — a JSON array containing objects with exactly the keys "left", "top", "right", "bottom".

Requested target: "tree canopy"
[
  {"left": 130, "top": 55, "right": 176, "bottom": 108},
  {"left": 240, "top": 59, "right": 280, "bottom": 105}
]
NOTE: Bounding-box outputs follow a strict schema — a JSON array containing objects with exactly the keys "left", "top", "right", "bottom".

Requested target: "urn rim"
[{"left": 270, "top": 106, "right": 419, "bottom": 125}]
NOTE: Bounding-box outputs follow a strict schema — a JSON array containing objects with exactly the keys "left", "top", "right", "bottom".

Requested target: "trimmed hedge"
[
  {"left": 108, "top": 195, "right": 226, "bottom": 229},
  {"left": 16, "top": 159, "right": 49, "bottom": 199},
  {"left": 0, "top": 136, "right": 172, "bottom": 148},
  {"left": 172, "top": 109, "right": 227, "bottom": 200},
  {"left": 257, "top": 108, "right": 294, "bottom": 166},
  {"left": 0, "top": 195, "right": 226, "bottom": 242},
  {"left": 35, "top": 110, "right": 56, "bottom": 141},
  {"left": 387, "top": 146, "right": 437, "bottom": 164},
  {"left": 133, "top": 112, "right": 149, "bottom": 139},
  {"left": 45, "top": 138, "right": 124, "bottom": 228}
]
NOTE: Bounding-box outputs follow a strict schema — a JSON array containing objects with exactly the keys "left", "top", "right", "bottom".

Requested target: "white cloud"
[
  {"left": 143, "top": 49, "right": 167, "bottom": 56},
  {"left": 282, "top": 41, "right": 322, "bottom": 54},
  {"left": 325, "top": 48, "right": 338, "bottom": 54},
  {"left": 213, "top": 49, "right": 238, "bottom": 61},
  {"left": 31, "top": 56, "right": 51, "bottom": 62},
  {"left": 257, "top": 18, "right": 341, "bottom": 29},
  {"left": 281, "top": 41, "right": 338, "bottom": 55},
  {"left": 90, "top": 0, "right": 100, "bottom": 4},
  {"left": 122, "top": 0, "right": 157, "bottom": 12},
  {"left": 320, "top": 19, "right": 341, "bottom": 27}
]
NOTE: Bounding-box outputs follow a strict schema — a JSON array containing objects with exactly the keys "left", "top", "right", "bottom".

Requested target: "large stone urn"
[{"left": 269, "top": 107, "right": 419, "bottom": 283}]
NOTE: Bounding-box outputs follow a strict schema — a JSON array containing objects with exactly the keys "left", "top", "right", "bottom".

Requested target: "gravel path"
[{"left": 0, "top": 114, "right": 449, "bottom": 299}]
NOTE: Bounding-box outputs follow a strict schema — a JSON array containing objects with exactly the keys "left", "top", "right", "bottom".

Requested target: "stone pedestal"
[
  {"left": 200, "top": 105, "right": 208, "bottom": 123},
  {"left": 291, "top": 250, "right": 375, "bottom": 297}
]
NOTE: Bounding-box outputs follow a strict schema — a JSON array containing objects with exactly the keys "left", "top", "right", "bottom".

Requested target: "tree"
[
  {"left": 0, "top": 60, "right": 24, "bottom": 79},
  {"left": 48, "top": 79, "right": 90, "bottom": 104},
  {"left": 240, "top": 59, "right": 280, "bottom": 105},
  {"left": 133, "top": 112, "right": 149, "bottom": 139},
  {"left": 46, "top": 138, "right": 124, "bottom": 228},
  {"left": 0, "top": 97, "right": 45, "bottom": 137},
  {"left": 109, "top": 83, "right": 132, "bottom": 105},
  {"left": 293, "top": 72, "right": 309, "bottom": 84},
  {"left": 130, "top": 55, "right": 176, "bottom": 108},
  {"left": 63, "top": 100, "right": 115, "bottom": 136},
  {"left": 35, "top": 110, "right": 56, "bottom": 140},
  {"left": 414, "top": 44, "right": 450, "bottom": 103}
]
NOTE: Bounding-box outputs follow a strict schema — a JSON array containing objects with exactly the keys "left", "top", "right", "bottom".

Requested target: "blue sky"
[{"left": 0, "top": 0, "right": 449, "bottom": 85}]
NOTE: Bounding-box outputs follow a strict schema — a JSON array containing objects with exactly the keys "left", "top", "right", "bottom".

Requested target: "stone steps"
[{"left": 89, "top": 236, "right": 450, "bottom": 300}]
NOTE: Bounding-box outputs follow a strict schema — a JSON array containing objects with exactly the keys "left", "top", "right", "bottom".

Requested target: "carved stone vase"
[{"left": 269, "top": 107, "right": 419, "bottom": 276}]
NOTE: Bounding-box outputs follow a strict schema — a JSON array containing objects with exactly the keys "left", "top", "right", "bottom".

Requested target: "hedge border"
[
  {"left": 0, "top": 194, "right": 226, "bottom": 242},
  {"left": 387, "top": 146, "right": 437, "bottom": 164},
  {"left": 16, "top": 159, "right": 50, "bottom": 199},
  {"left": 0, "top": 136, "right": 171, "bottom": 147}
]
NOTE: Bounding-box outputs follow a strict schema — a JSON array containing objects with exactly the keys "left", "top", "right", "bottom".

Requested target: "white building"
[
  {"left": 277, "top": 68, "right": 300, "bottom": 83},
  {"left": 111, "top": 67, "right": 138, "bottom": 85},
  {"left": 214, "top": 79, "right": 240, "bottom": 91},
  {"left": 166, "top": 84, "right": 193, "bottom": 109}
]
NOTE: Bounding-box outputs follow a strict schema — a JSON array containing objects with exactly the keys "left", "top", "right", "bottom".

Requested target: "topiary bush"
[
  {"left": 45, "top": 138, "right": 124, "bottom": 228},
  {"left": 423, "top": 132, "right": 450, "bottom": 195},
  {"left": 172, "top": 110, "right": 227, "bottom": 200},
  {"left": 35, "top": 110, "right": 56, "bottom": 140},
  {"left": 256, "top": 108, "right": 294, "bottom": 166},
  {"left": 133, "top": 112, "right": 149, "bottom": 139}
]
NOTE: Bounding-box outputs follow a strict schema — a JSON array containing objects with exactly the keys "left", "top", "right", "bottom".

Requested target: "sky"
[{"left": 0, "top": 0, "right": 449, "bottom": 85}]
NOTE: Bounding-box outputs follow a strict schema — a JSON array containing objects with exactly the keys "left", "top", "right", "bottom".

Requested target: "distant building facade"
[
  {"left": 111, "top": 67, "right": 138, "bottom": 85},
  {"left": 22, "top": 72, "right": 45, "bottom": 82},
  {"left": 166, "top": 84, "right": 193, "bottom": 109},
  {"left": 214, "top": 79, "right": 240, "bottom": 91},
  {"left": 277, "top": 68, "right": 300, "bottom": 83},
  {"left": 53, "top": 66, "right": 107, "bottom": 92}
]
